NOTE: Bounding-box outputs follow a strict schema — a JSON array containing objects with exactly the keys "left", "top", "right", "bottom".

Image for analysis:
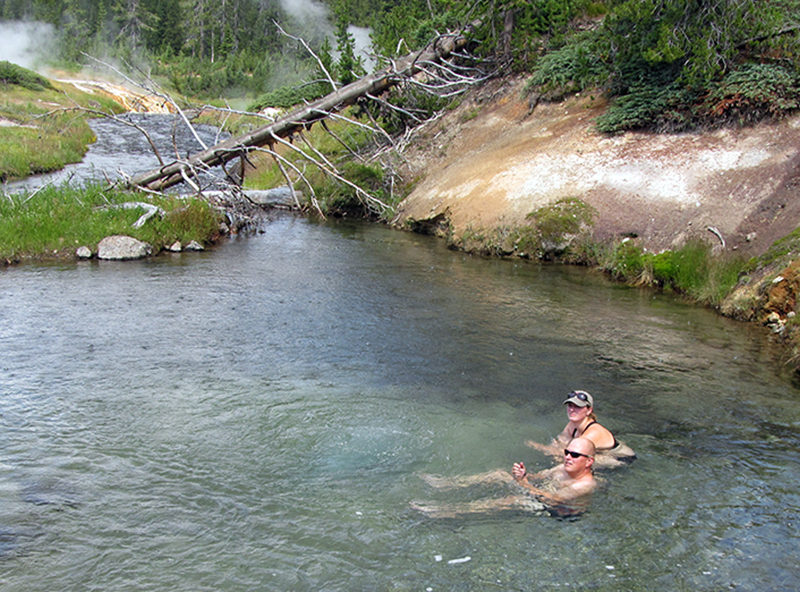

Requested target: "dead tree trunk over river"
[{"left": 127, "top": 24, "right": 478, "bottom": 193}]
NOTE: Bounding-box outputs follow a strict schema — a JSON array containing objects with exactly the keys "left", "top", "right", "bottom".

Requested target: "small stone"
[
  {"left": 76, "top": 246, "right": 92, "bottom": 259},
  {"left": 766, "top": 312, "right": 781, "bottom": 324},
  {"left": 746, "top": 232, "right": 757, "bottom": 242},
  {"left": 185, "top": 240, "right": 204, "bottom": 251},
  {"left": 168, "top": 241, "right": 182, "bottom": 252},
  {"left": 772, "top": 276, "right": 784, "bottom": 284}
]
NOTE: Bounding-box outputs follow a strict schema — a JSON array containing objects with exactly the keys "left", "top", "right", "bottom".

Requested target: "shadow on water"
[{"left": 0, "top": 215, "right": 798, "bottom": 590}]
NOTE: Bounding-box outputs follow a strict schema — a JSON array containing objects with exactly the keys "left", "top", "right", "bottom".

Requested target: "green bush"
[
  {"left": 594, "top": 61, "right": 698, "bottom": 133},
  {"left": 317, "top": 161, "right": 388, "bottom": 216},
  {"left": 514, "top": 197, "right": 596, "bottom": 258},
  {"left": 248, "top": 83, "right": 329, "bottom": 111},
  {"left": 525, "top": 33, "right": 608, "bottom": 100},
  {"left": 605, "top": 239, "right": 646, "bottom": 280},
  {"left": 702, "top": 63, "right": 800, "bottom": 125},
  {"left": 600, "top": 239, "right": 746, "bottom": 306},
  {"left": 0, "top": 61, "right": 54, "bottom": 91}
]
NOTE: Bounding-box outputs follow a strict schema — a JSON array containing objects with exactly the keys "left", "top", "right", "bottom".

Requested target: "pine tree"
[{"left": 334, "top": 18, "right": 364, "bottom": 85}]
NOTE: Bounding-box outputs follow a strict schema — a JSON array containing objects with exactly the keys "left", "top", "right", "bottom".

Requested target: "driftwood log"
[{"left": 127, "top": 24, "right": 478, "bottom": 193}]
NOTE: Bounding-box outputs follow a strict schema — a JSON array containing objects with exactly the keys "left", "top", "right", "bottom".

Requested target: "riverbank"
[
  {"left": 4, "top": 66, "right": 800, "bottom": 372},
  {"left": 0, "top": 62, "right": 125, "bottom": 181},
  {"left": 390, "top": 75, "right": 800, "bottom": 373}
]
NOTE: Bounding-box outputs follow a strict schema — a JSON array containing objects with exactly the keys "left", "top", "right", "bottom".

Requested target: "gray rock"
[
  {"left": 76, "top": 246, "right": 92, "bottom": 259},
  {"left": 185, "top": 240, "right": 204, "bottom": 251},
  {"left": 168, "top": 241, "right": 182, "bottom": 252},
  {"left": 97, "top": 235, "right": 153, "bottom": 260},
  {"left": 243, "top": 186, "right": 300, "bottom": 206}
]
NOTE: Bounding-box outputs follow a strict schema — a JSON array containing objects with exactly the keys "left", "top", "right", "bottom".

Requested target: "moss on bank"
[{"left": 444, "top": 206, "right": 748, "bottom": 307}]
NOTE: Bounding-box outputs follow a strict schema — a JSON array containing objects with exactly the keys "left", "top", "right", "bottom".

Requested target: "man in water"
[
  {"left": 411, "top": 437, "right": 597, "bottom": 518},
  {"left": 512, "top": 436, "right": 597, "bottom": 511}
]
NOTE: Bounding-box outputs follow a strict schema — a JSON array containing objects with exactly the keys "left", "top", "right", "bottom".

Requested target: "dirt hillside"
[{"left": 394, "top": 76, "right": 800, "bottom": 258}]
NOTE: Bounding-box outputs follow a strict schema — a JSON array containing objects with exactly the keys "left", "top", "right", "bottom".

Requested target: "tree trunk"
[{"left": 127, "top": 23, "right": 479, "bottom": 192}]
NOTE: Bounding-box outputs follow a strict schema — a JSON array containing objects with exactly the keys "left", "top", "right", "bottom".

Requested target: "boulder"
[
  {"left": 185, "top": 240, "right": 204, "bottom": 251},
  {"left": 97, "top": 235, "right": 153, "bottom": 260}
]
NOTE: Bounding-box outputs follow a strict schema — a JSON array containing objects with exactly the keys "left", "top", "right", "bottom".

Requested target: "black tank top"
[{"left": 573, "top": 421, "right": 619, "bottom": 450}]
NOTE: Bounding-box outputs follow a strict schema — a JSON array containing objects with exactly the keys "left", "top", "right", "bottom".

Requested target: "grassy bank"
[
  {"left": 443, "top": 198, "right": 751, "bottom": 308},
  {"left": 0, "top": 184, "right": 223, "bottom": 265},
  {"left": 0, "top": 61, "right": 124, "bottom": 181}
]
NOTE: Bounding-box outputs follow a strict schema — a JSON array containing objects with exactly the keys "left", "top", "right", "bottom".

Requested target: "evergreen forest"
[{"left": 0, "top": 0, "right": 798, "bottom": 132}]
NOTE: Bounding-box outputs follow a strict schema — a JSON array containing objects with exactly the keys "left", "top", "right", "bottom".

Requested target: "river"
[
  {"left": 1, "top": 214, "right": 799, "bottom": 591},
  {"left": 4, "top": 113, "right": 229, "bottom": 193}
]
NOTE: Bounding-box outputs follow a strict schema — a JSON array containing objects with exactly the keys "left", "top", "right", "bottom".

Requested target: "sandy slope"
[{"left": 394, "top": 77, "right": 800, "bottom": 258}]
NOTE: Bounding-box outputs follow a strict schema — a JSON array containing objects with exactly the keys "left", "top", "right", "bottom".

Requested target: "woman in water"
[{"left": 527, "top": 390, "right": 636, "bottom": 467}]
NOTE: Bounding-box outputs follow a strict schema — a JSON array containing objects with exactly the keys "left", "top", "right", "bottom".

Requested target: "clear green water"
[{"left": 1, "top": 215, "right": 798, "bottom": 591}]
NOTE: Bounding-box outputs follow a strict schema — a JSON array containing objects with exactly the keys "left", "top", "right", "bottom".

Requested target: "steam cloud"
[
  {"left": 278, "top": 0, "right": 374, "bottom": 72},
  {"left": 0, "top": 21, "right": 55, "bottom": 70}
]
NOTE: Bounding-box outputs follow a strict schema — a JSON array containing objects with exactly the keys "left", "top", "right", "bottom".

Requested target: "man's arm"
[{"left": 513, "top": 463, "right": 595, "bottom": 505}]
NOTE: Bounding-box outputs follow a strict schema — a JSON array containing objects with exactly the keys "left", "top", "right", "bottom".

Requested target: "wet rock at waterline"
[
  {"left": 76, "top": 246, "right": 92, "bottom": 259},
  {"left": 97, "top": 235, "right": 153, "bottom": 260},
  {"left": 185, "top": 240, "right": 204, "bottom": 251},
  {"left": 168, "top": 241, "right": 182, "bottom": 252}
]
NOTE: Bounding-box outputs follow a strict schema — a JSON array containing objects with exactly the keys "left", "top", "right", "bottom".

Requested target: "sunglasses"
[
  {"left": 564, "top": 448, "right": 591, "bottom": 459},
  {"left": 569, "top": 391, "right": 589, "bottom": 402}
]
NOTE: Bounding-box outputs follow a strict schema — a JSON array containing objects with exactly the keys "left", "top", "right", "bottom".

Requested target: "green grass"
[
  {"left": 0, "top": 112, "right": 96, "bottom": 180},
  {"left": 0, "top": 184, "right": 222, "bottom": 263},
  {"left": 601, "top": 239, "right": 747, "bottom": 306},
  {"left": 242, "top": 107, "right": 395, "bottom": 218},
  {"left": 1, "top": 67, "right": 125, "bottom": 181}
]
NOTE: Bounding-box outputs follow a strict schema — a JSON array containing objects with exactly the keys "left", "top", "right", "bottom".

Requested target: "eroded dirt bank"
[
  {"left": 392, "top": 76, "right": 800, "bottom": 366},
  {"left": 395, "top": 77, "right": 800, "bottom": 257}
]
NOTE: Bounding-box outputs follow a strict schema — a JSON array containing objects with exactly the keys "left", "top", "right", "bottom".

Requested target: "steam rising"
[
  {"left": 279, "top": 0, "right": 374, "bottom": 72},
  {"left": 0, "top": 21, "right": 55, "bottom": 70}
]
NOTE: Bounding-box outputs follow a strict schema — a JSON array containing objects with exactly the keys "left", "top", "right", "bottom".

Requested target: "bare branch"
[
  {"left": 82, "top": 53, "right": 208, "bottom": 151},
  {"left": 274, "top": 20, "right": 337, "bottom": 92},
  {"left": 255, "top": 145, "right": 323, "bottom": 216},
  {"left": 269, "top": 130, "right": 391, "bottom": 214},
  {"left": 101, "top": 201, "right": 166, "bottom": 228},
  {"left": 321, "top": 120, "right": 365, "bottom": 162}
]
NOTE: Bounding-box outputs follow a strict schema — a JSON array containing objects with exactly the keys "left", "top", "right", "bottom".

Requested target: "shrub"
[
  {"left": 600, "top": 239, "right": 747, "bottom": 306},
  {"left": 0, "top": 61, "right": 54, "bottom": 91},
  {"left": 702, "top": 63, "right": 800, "bottom": 125},
  {"left": 594, "top": 60, "right": 698, "bottom": 133},
  {"left": 525, "top": 33, "right": 608, "bottom": 100},
  {"left": 248, "top": 83, "right": 329, "bottom": 112}
]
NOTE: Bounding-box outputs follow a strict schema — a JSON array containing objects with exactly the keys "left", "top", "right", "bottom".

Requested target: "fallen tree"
[{"left": 126, "top": 22, "right": 481, "bottom": 195}]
